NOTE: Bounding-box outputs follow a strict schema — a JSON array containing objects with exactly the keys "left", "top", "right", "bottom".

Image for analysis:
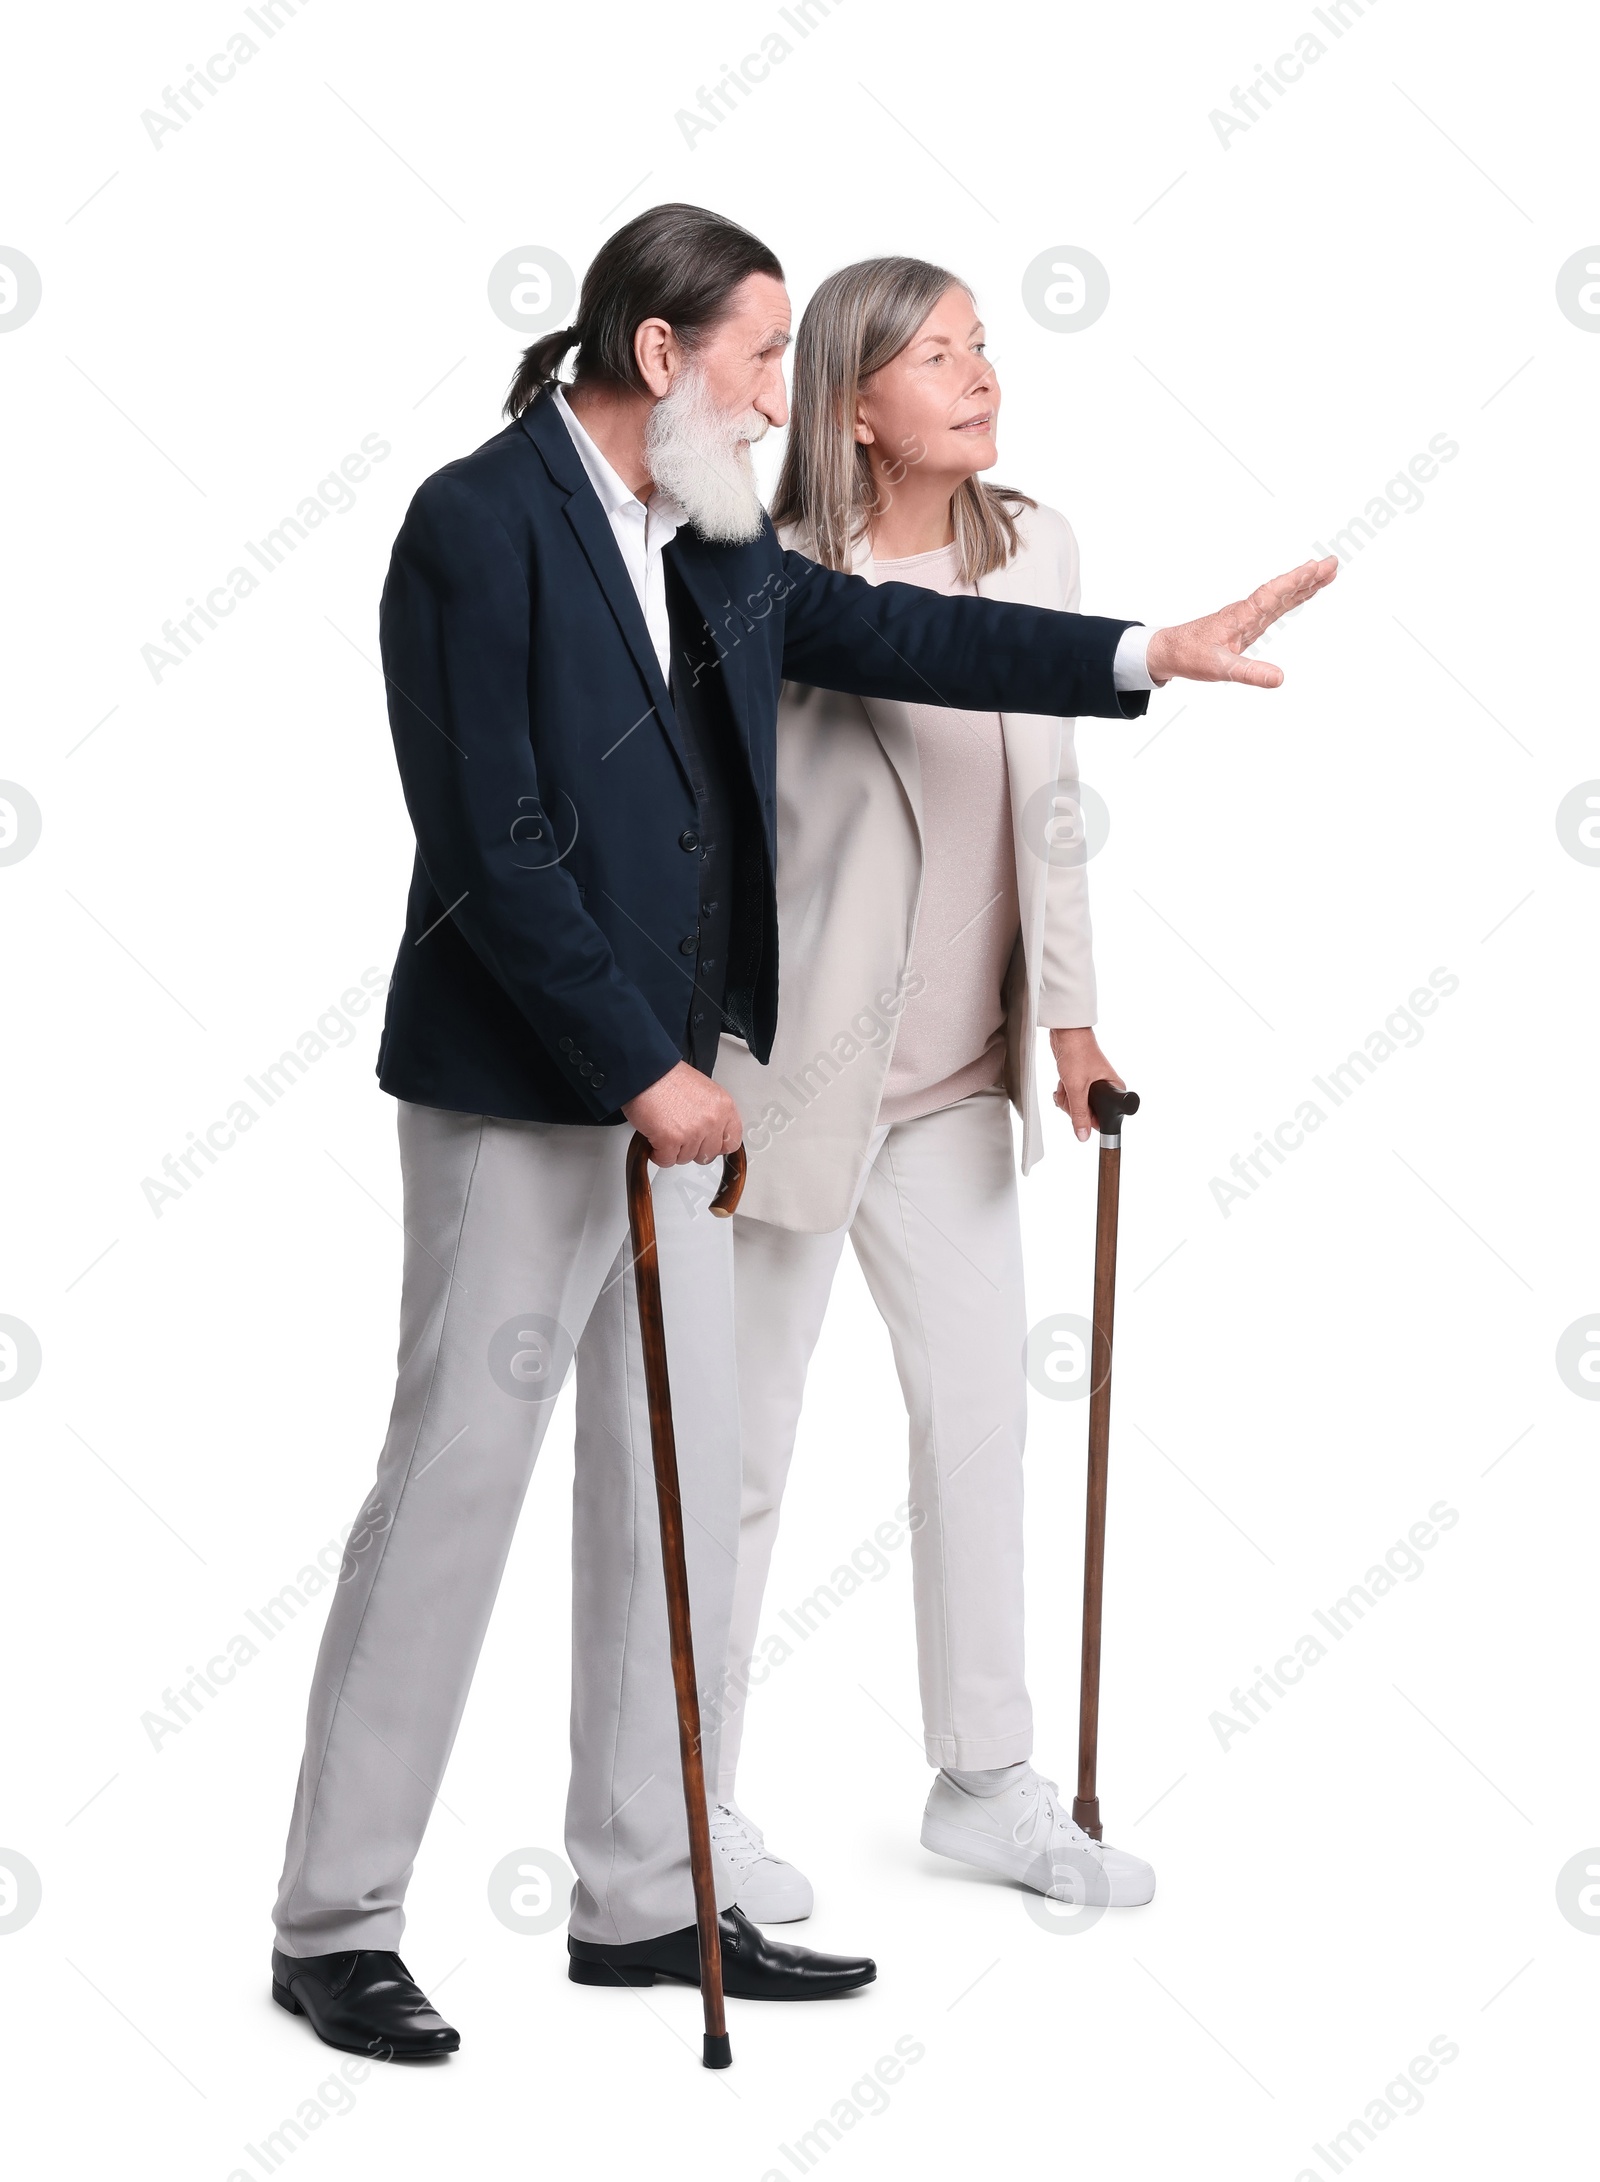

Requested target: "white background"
[{"left": 2, "top": 0, "right": 1597, "bottom": 2175}]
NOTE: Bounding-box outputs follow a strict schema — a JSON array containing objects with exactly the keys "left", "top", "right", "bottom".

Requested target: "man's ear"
[{"left": 634, "top": 316, "right": 679, "bottom": 401}]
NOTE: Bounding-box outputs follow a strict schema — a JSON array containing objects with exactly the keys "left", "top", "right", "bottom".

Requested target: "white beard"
[{"left": 644, "top": 364, "right": 768, "bottom": 544}]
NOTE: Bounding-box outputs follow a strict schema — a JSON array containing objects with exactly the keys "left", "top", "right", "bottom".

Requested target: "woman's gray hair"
[{"left": 771, "top": 256, "right": 1034, "bottom": 581}]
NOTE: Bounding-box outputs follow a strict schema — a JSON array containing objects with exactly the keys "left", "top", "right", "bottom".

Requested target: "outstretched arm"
[
  {"left": 777, "top": 551, "right": 1145, "bottom": 720},
  {"left": 1143, "top": 557, "right": 1338, "bottom": 687},
  {"left": 777, "top": 550, "right": 1337, "bottom": 716}
]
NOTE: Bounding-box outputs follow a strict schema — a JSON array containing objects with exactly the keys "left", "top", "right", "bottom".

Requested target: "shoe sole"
[
  {"left": 568, "top": 1959, "right": 874, "bottom": 2000},
  {"left": 271, "top": 1981, "right": 460, "bottom": 2056},
  {"left": 920, "top": 1819, "right": 1155, "bottom": 1907},
  {"left": 732, "top": 1900, "right": 813, "bottom": 1925}
]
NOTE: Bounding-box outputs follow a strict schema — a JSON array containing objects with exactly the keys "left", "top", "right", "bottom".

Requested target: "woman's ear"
[{"left": 852, "top": 395, "right": 874, "bottom": 446}]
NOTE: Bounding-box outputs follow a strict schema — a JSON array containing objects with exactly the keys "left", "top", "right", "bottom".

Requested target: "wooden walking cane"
[
  {"left": 624, "top": 1132, "right": 747, "bottom": 2071},
  {"left": 1072, "top": 1079, "right": 1140, "bottom": 1843}
]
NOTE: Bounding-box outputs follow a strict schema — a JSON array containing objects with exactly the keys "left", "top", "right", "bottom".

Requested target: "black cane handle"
[{"left": 1088, "top": 1081, "right": 1140, "bottom": 1134}]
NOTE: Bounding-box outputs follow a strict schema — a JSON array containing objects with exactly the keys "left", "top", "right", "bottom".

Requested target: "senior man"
[{"left": 268, "top": 199, "right": 1334, "bottom": 2059}]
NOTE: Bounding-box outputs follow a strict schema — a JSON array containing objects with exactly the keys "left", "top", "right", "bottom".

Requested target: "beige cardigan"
[{"left": 716, "top": 501, "right": 1098, "bottom": 1233}]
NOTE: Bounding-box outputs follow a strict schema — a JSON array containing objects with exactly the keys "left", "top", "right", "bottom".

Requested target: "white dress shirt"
[
  {"left": 552, "top": 384, "right": 1154, "bottom": 693},
  {"left": 554, "top": 387, "right": 682, "bottom": 679}
]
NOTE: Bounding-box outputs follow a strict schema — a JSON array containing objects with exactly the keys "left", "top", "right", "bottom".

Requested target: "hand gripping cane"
[
  {"left": 1072, "top": 1080, "right": 1140, "bottom": 1842},
  {"left": 624, "top": 1134, "right": 747, "bottom": 2070}
]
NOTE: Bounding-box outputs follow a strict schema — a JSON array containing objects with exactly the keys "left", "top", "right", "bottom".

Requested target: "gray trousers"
[
  {"left": 273, "top": 1101, "right": 739, "bottom": 1952},
  {"left": 721, "top": 1089, "right": 1032, "bottom": 1795}
]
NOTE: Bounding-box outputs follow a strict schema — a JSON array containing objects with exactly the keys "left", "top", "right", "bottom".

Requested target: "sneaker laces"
[
  {"left": 1009, "top": 1774, "right": 1117, "bottom": 1906},
  {"left": 1010, "top": 1774, "right": 1101, "bottom": 1861},
  {"left": 709, "top": 1802, "right": 768, "bottom": 1875}
]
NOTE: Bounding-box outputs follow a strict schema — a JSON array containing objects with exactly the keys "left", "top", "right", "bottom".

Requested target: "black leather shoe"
[
  {"left": 271, "top": 1949, "right": 459, "bottom": 2058},
  {"left": 568, "top": 1906, "right": 875, "bottom": 2000}
]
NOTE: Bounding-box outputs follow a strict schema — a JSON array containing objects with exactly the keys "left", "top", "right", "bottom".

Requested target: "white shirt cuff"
[{"left": 1112, "top": 624, "right": 1154, "bottom": 693}]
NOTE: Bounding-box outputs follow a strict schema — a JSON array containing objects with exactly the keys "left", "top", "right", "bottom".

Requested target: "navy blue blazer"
[{"left": 374, "top": 389, "right": 1149, "bottom": 1125}]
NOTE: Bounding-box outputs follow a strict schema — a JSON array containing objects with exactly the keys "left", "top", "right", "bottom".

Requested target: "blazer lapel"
[
  {"left": 662, "top": 525, "right": 750, "bottom": 734},
  {"left": 838, "top": 529, "right": 924, "bottom": 836},
  {"left": 519, "top": 394, "right": 691, "bottom": 781},
  {"left": 976, "top": 545, "right": 1064, "bottom": 819},
  {"left": 976, "top": 540, "right": 1066, "bottom": 1028}
]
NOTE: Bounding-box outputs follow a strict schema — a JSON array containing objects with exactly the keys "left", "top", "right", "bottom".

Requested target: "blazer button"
[
  {"left": 679, "top": 829, "right": 700, "bottom": 853},
  {"left": 679, "top": 931, "right": 700, "bottom": 955},
  {"left": 593, "top": 1073, "right": 605, "bottom": 1087},
  {"left": 558, "top": 1037, "right": 573, "bottom": 1052}
]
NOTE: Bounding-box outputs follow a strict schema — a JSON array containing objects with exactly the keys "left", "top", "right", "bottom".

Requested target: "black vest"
[{"left": 663, "top": 553, "right": 766, "bottom": 1075}]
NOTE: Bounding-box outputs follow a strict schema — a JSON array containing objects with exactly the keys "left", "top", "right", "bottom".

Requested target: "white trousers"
[
  {"left": 720, "top": 1088, "right": 1032, "bottom": 1794},
  {"left": 273, "top": 1102, "right": 740, "bottom": 1952}
]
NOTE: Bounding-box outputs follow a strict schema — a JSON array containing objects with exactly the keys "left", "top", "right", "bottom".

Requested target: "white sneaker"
[
  {"left": 921, "top": 1767, "right": 1156, "bottom": 1907},
  {"left": 710, "top": 1800, "right": 814, "bottom": 1923}
]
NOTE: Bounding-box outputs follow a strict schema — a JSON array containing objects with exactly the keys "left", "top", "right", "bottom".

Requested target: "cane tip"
[{"left": 703, "top": 2032, "right": 733, "bottom": 2069}]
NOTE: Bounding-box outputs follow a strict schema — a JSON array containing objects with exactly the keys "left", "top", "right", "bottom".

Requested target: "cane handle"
[
  {"left": 709, "top": 1145, "right": 747, "bottom": 1218},
  {"left": 1088, "top": 1080, "right": 1140, "bottom": 1134}
]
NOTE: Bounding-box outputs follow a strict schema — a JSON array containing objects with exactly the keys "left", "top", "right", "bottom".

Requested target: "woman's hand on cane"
[{"left": 1050, "top": 1028, "right": 1125, "bottom": 1143}]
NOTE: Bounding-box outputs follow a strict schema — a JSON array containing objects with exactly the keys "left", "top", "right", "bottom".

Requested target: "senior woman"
[{"left": 711, "top": 257, "right": 1155, "bottom": 1920}]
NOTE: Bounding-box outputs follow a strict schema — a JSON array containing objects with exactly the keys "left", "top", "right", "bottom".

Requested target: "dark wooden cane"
[
  {"left": 624, "top": 1133, "right": 747, "bottom": 2070},
  {"left": 1072, "top": 1081, "right": 1140, "bottom": 1843}
]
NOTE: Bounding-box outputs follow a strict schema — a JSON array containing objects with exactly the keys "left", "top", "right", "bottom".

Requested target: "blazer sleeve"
[
  {"left": 776, "top": 549, "right": 1149, "bottom": 721},
  {"left": 1033, "top": 516, "right": 1100, "bottom": 1030},
  {"left": 379, "top": 473, "right": 684, "bottom": 1114}
]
